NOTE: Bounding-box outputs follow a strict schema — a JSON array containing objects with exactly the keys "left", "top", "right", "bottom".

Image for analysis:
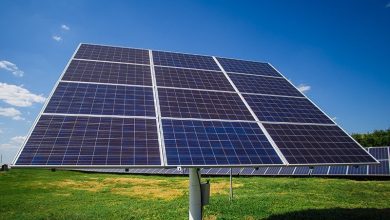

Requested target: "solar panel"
[
  {"left": 293, "top": 166, "right": 310, "bottom": 175},
  {"left": 228, "top": 73, "right": 304, "bottom": 97},
  {"left": 369, "top": 160, "right": 390, "bottom": 175},
  {"left": 216, "top": 57, "right": 281, "bottom": 77},
  {"left": 162, "top": 119, "right": 283, "bottom": 166},
  {"left": 265, "top": 166, "right": 282, "bottom": 175},
  {"left": 244, "top": 94, "right": 334, "bottom": 124},
  {"left": 368, "top": 147, "right": 389, "bottom": 160},
  {"left": 63, "top": 60, "right": 152, "bottom": 86},
  {"left": 278, "top": 166, "right": 295, "bottom": 175},
  {"left": 153, "top": 51, "right": 220, "bottom": 71},
  {"left": 15, "top": 115, "right": 160, "bottom": 166},
  {"left": 347, "top": 165, "right": 368, "bottom": 175},
  {"left": 264, "top": 123, "right": 375, "bottom": 164},
  {"left": 13, "top": 43, "right": 378, "bottom": 168},
  {"left": 45, "top": 82, "right": 155, "bottom": 117},
  {"left": 154, "top": 66, "right": 234, "bottom": 91},
  {"left": 311, "top": 166, "right": 329, "bottom": 175},
  {"left": 252, "top": 167, "right": 268, "bottom": 175},
  {"left": 75, "top": 44, "right": 150, "bottom": 64},
  {"left": 158, "top": 88, "right": 253, "bottom": 120},
  {"left": 240, "top": 168, "right": 255, "bottom": 175},
  {"left": 328, "top": 166, "right": 347, "bottom": 175}
]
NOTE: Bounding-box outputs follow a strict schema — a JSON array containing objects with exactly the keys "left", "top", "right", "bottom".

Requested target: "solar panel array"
[
  {"left": 13, "top": 43, "right": 377, "bottom": 168},
  {"left": 78, "top": 147, "right": 390, "bottom": 176}
]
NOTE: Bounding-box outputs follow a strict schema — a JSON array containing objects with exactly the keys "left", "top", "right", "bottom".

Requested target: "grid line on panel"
[
  {"left": 263, "top": 123, "right": 378, "bottom": 165},
  {"left": 74, "top": 44, "right": 150, "bottom": 64},
  {"left": 154, "top": 66, "right": 235, "bottom": 92},
  {"left": 158, "top": 87, "right": 254, "bottom": 121},
  {"left": 228, "top": 73, "right": 304, "bottom": 97},
  {"left": 15, "top": 115, "right": 161, "bottom": 166},
  {"left": 60, "top": 80, "right": 152, "bottom": 88},
  {"left": 153, "top": 50, "right": 220, "bottom": 71},
  {"left": 162, "top": 119, "right": 283, "bottom": 166},
  {"left": 149, "top": 50, "right": 167, "bottom": 166},
  {"left": 244, "top": 94, "right": 334, "bottom": 124},
  {"left": 44, "top": 82, "right": 156, "bottom": 117},
  {"left": 216, "top": 57, "right": 282, "bottom": 77},
  {"left": 62, "top": 59, "right": 152, "bottom": 86}
]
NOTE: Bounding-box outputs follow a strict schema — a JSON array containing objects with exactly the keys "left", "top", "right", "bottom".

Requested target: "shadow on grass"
[{"left": 265, "top": 208, "right": 390, "bottom": 220}]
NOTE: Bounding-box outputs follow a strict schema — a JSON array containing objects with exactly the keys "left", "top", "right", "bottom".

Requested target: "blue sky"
[{"left": 1, "top": 0, "right": 389, "bottom": 164}]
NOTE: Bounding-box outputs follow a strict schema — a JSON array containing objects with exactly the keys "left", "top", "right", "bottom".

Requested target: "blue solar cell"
[
  {"left": 154, "top": 66, "right": 234, "bottom": 91},
  {"left": 278, "top": 166, "right": 295, "bottom": 175},
  {"left": 244, "top": 94, "right": 334, "bottom": 124},
  {"left": 228, "top": 73, "right": 303, "bottom": 97},
  {"left": 63, "top": 60, "right": 152, "bottom": 86},
  {"left": 368, "top": 147, "right": 389, "bottom": 160},
  {"left": 15, "top": 115, "right": 160, "bottom": 166},
  {"left": 162, "top": 119, "right": 283, "bottom": 166},
  {"left": 252, "top": 167, "right": 268, "bottom": 175},
  {"left": 368, "top": 160, "right": 390, "bottom": 175},
  {"left": 75, "top": 44, "right": 149, "bottom": 64},
  {"left": 153, "top": 51, "right": 220, "bottom": 71},
  {"left": 240, "top": 168, "right": 255, "bottom": 175},
  {"left": 158, "top": 88, "right": 253, "bottom": 120},
  {"left": 264, "top": 124, "right": 377, "bottom": 165},
  {"left": 45, "top": 82, "right": 155, "bottom": 117},
  {"left": 328, "top": 166, "right": 348, "bottom": 175},
  {"left": 293, "top": 167, "right": 310, "bottom": 175},
  {"left": 265, "top": 166, "right": 282, "bottom": 175},
  {"left": 311, "top": 166, "right": 329, "bottom": 175},
  {"left": 216, "top": 57, "right": 282, "bottom": 77},
  {"left": 348, "top": 165, "right": 368, "bottom": 175}
]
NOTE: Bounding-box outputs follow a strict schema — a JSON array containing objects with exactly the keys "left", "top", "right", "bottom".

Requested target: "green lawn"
[{"left": 0, "top": 169, "right": 389, "bottom": 220}]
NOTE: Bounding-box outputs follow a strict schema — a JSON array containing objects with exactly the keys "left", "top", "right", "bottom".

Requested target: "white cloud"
[
  {"left": 52, "top": 35, "right": 62, "bottom": 41},
  {"left": 386, "top": 2, "right": 390, "bottom": 8},
  {"left": 1, "top": 135, "right": 26, "bottom": 149},
  {"left": 0, "top": 107, "right": 24, "bottom": 120},
  {"left": 61, "top": 24, "right": 70, "bottom": 31},
  {"left": 0, "top": 82, "right": 46, "bottom": 107},
  {"left": 0, "top": 60, "right": 24, "bottom": 77},
  {"left": 297, "top": 84, "right": 311, "bottom": 93}
]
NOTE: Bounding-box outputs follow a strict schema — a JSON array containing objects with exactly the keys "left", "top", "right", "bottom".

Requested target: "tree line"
[{"left": 351, "top": 129, "right": 390, "bottom": 148}]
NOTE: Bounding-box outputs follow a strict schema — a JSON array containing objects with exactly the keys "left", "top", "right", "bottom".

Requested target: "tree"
[{"left": 351, "top": 129, "right": 390, "bottom": 147}]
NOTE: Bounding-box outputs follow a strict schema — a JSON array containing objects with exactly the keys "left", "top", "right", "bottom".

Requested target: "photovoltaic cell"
[
  {"left": 265, "top": 166, "right": 281, "bottom": 175},
  {"left": 62, "top": 60, "right": 152, "bottom": 86},
  {"left": 162, "top": 119, "right": 283, "bottom": 166},
  {"left": 347, "top": 165, "right": 368, "bottom": 175},
  {"left": 263, "top": 123, "right": 377, "bottom": 164},
  {"left": 228, "top": 73, "right": 303, "bottom": 97},
  {"left": 328, "top": 166, "right": 347, "bottom": 175},
  {"left": 45, "top": 82, "right": 155, "bottom": 117},
  {"left": 15, "top": 115, "right": 160, "bottom": 166},
  {"left": 244, "top": 94, "right": 334, "bottom": 124},
  {"left": 368, "top": 160, "right": 389, "bottom": 175},
  {"left": 311, "top": 166, "right": 329, "bottom": 175},
  {"left": 216, "top": 57, "right": 281, "bottom": 77},
  {"left": 278, "top": 166, "right": 295, "bottom": 175},
  {"left": 158, "top": 88, "right": 253, "bottom": 120},
  {"left": 152, "top": 51, "right": 220, "bottom": 71},
  {"left": 293, "top": 166, "right": 310, "bottom": 175},
  {"left": 154, "top": 66, "right": 234, "bottom": 91},
  {"left": 75, "top": 44, "right": 150, "bottom": 64},
  {"left": 368, "top": 147, "right": 389, "bottom": 160}
]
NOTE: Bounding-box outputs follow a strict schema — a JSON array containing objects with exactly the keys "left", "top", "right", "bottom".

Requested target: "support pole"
[
  {"left": 229, "top": 168, "right": 233, "bottom": 201},
  {"left": 189, "top": 168, "right": 202, "bottom": 220}
]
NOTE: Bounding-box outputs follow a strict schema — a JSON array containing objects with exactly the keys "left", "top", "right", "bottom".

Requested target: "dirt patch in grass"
[
  {"left": 34, "top": 176, "right": 243, "bottom": 200},
  {"left": 204, "top": 215, "right": 218, "bottom": 220},
  {"left": 111, "top": 186, "right": 183, "bottom": 200}
]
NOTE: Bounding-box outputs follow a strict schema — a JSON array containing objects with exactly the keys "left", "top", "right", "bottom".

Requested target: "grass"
[{"left": 0, "top": 169, "right": 389, "bottom": 219}]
